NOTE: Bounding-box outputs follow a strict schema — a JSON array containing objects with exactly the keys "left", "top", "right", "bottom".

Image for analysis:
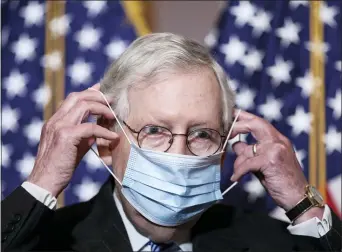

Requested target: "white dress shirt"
[{"left": 22, "top": 181, "right": 333, "bottom": 251}]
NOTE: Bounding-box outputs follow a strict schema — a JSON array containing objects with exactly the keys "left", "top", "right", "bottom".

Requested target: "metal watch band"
[{"left": 285, "top": 197, "right": 313, "bottom": 222}]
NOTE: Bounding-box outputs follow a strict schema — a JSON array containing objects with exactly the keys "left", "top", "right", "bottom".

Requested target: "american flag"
[
  {"left": 1, "top": 0, "right": 145, "bottom": 206},
  {"left": 210, "top": 0, "right": 341, "bottom": 220}
]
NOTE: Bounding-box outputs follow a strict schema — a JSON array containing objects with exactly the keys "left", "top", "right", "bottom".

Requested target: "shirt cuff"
[
  {"left": 287, "top": 205, "right": 332, "bottom": 238},
  {"left": 22, "top": 181, "right": 57, "bottom": 210}
]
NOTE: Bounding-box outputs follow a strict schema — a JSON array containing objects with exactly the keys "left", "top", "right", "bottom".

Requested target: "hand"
[
  {"left": 27, "top": 84, "right": 119, "bottom": 197},
  {"left": 229, "top": 110, "right": 308, "bottom": 211}
]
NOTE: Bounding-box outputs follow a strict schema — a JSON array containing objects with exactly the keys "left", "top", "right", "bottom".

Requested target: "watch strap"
[{"left": 286, "top": 197, "right": 313, "bottom": 222}]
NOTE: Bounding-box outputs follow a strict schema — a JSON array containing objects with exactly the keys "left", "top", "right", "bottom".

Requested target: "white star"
[
  {"left": 11, "top": 34, "right": 38, "bottom": 62},
  {"left": 236, "top": 87, "right": 256, "bottom": 110},
  {"left": 320, "top": 2, "right": 338, "bottom": 27},
  {"left": 40, "top": 51, "right": 62, "bottom": 71},
  {"left": 244, "top": 175, "right": 265, "bottom": 202},
  {"left": 257, "top": 96, "right": 283, "bottom": 122},
  {"left": 267, "top": 57, "right": 293, "bottom": 86},
  {"left": 228, "top": 78, "right": 238, "bottom": 91},
  {"left": 230, "top": 1, "right": 256, "bottom": 27},
  {"left": 242, "top": 48, "right": 264, "bottom": 75},
  {"left": 19, "top": 1, "right": 44, "bottom": 26},
  {"left": 305, "top": 41, "right": 330, "bottom": 56},
  {"left": 74, "top": 24, "right": 102, "bottom": 50},
  {"left": 327, "top": 89, "right": 341, "bottom": 120},
  {"left": 105, "top": 39, "right": 127, "bottom": 60},
  {"left": 250, "top": 9, "right": 272, "bottom": 37},
  {"left": 289, "top": 1, "right": 308, "bottom": 9},
  {"left": 335, "top": 61, "right": 341, "bottom": 72},
  {"left": 68, "top": 59, "right": 94, "bottom": 86},
  {"left": 276, "top": 18, "right": 301, "bottom": 48},
  {"left": 83, "top": 1, "right": 107, "bottom": 17},
  {"left": 1, "top": 105, "right": 20, "bottom": 134},
  {"left": 293, "top": 146, "right": 306, "bottom": 169},
  {"left": 73, "top": 177, "right": 101, "bottom": 202},
  {"left": 24, "top": 118, "right": 44, "bottom": 146},
  {"left": 32, "top": 84, "right": 51, "bottom": 110},
  {"left": 16, "top": 153, "right": 36, "bottom": 180},
  {"left": 2, "top": 27, "right": 9, "bottom": 47},
  {"left": 1, "top": 143, "right": 13, "bottom": 168},
  {"left": 219, "top": 36, "right": 247, "bottom": 65},
  {"left": 204, "top": 28, "right": 218, "bottom": 48},
  {"left": 3, "top": 70, "right": 28, "bottom": 98},
  {"left": 295, "top": 71, "right": 319, "bottom": 98},
  {"left": 325, "top": 127, "right": 341, "bottom": 154},
  {"left": 287, "top": 106, "right": 312, "bottom": 136},
  {"left": 49, "top": 14, "right": 71, "bottom": 37},
  {"left": 83, "top": 146, "right": 103, "bottom": 172}
]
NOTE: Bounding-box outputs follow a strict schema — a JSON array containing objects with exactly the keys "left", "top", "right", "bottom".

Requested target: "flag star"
[
  {"left": 3, "top": 70, "right": 29, "bottom": 98},
  {"left": 257, "top": 96, "right": 283, "bottom": 122},
  {"left": 19, "top": 1, "right": 44, "bottom": 26},
  {"left": 68, "top": 59, "right": 94, "bottom": 86},
  {"left": 73, "top": 177, "right": 101, "bottom": 202},
  {"left": 236, "top": 87, "right": 256, "bottom": 110},
  {"left": 83, "top": 147, "right": 103, "bottom": 172},
  {"left": 24, "top": 118, "right": 44, "bottom": 146},
  {"left": 230, "top": 1, "right": 256, "bottom": 27},
  {"left": 2, "top": 27, "right": 9, "bottom": 46},
  {"left": 325, "top": 127, "right": 341, "bottom": 154},
  {"left": 49, "top": 14, "right": 71, "bottom": 37},
  {"left": 250, "top": 9, "right": 272, "bottom": 37},
  {"left": 11, "top": 34, "right": 38, "bottom": 62},
  {"left": 1, "top": 143, "right": 13, "bottom": 168},
  {"left": 244, "top": 175, "right": 266, "bottom": 202},
  {"left": 295, "top": 71, "right": 319, "bottom": 98},
  {"left": 289, "top": 1, "right": 308, "bottom": 9},
  {"left": 267, "top": 57, "right": 293, "bottom": 86},
  {"left": 74, "top": 24, "right": 102, "bottom": 50},
  {"left": 293, "top": 146, "right": 306, "bottom": 169},
  {"left": 228, "top": 78, "right": 238, "bottom": 91},
  {"left": 83, "top": 1, "right": 107, "bottom": 17},
  {"left": 335, "top": 61, "right": 341, "bottom": 72},
  {"left": 327, "top": 89, "right": 341, "bottom": 120},
  {"left": 204, "top": 28, "right": 218, "bottom": 48},
  {"left": 305, "top": 41, "right": 330, "bottom": 56},
  {"left": 276, "top": 18, "right": 301, "bottom": 48},
  {"left": 16, "top": 153, "right": 36, "bottom": 180},
  {"left": 32, "top": 84, "right": 51, "bottom": 109},
  {"left": 320, "top": 2, "right": 338, "bottom": 27},
  {"left": 287, "top": 106, "right": 312, "bottom": 136},
  {"left": 105, "top": 39, "right": 127, "bottom": 60},
  {"left": 1, "top": 105, "right": 21, "bottom": 134},
  {"left": 219, "top": 36, "right": 247, "bottom": 65},
  {"left": 242, "top": 48, "right": 264, "bottom": 75},
  {"left": 41, "top": 51, "right": 62, "bottom": 71}
]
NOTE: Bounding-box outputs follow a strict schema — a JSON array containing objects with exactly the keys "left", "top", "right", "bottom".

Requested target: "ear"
[{"left": 96, "top": 116, "right": 118, "bottom": 166}]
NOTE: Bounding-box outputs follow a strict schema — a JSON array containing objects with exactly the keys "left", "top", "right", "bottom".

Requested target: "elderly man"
[{"left": 2, "top": 33, "right": 341, "bottom": 252}]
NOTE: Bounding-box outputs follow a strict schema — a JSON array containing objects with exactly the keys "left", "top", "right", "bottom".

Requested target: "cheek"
[{"left": 112, "top": 135, "right": 131, "bottom": 181}]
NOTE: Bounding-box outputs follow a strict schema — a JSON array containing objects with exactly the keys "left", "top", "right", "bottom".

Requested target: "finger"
[
  {"left": 89, "top": 83, "right": 101, "bottom": 90},
  {"left": 232, "top": 141, "right": 249, "bottom": 156},
  {"left": 64, "top": 101, "right": 115, "bottom": 125},
  {"left": 233, "top": 154, "right": 249, "bottom": 168},
  {"left": 71, "top": 123, "right": 119, "bottom": 140},
  {"left": 234, "top": 109, "right": 256, "bottom": 120},
  {"left": 231, "top": 155, "right": 265, "bottom": 181}
]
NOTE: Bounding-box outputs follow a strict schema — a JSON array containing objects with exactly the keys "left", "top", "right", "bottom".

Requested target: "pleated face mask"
[{"left": 90, "top": 88, "right": 240, "bottom": 226}]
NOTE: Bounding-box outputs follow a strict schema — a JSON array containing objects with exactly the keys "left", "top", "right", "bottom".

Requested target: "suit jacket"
[{"left": 2, "top": 177, "right": 341, "bottom": 252}]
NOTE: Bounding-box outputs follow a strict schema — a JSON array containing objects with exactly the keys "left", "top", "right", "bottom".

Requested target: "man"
[{"left": 2, "top": 33, "right": 341, "bottom": 252}]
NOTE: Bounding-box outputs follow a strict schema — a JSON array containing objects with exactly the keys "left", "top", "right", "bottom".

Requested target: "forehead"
[{"left": 128, "top": 68, "right": 222, "bottom": 127}]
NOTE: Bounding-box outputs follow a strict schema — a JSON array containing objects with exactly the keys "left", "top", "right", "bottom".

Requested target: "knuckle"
[
  {"left": 54, "top": 127, "right": 69, "bottom": 142},
  {"left": 269, "top": 142, "right": 286, "bottom": 164},
  {"left": 67, "top": 92, "right": 78, "bottom": 101}
]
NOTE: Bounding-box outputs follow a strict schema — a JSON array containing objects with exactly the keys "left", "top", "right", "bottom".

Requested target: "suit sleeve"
[
  {"left": 318, "top": 209, "right": 342, "bottom": 252},
  {"left": 1, "top": 186, "right": 54, "bottom": 251}
]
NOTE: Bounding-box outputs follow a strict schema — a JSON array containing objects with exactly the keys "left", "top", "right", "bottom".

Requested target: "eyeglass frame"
[{"left": 122, "top": 121, "right": 227, "bottom": 156}]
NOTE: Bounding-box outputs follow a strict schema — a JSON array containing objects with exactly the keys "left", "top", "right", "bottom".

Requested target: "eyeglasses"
[{"left": 123, "top": 121, "right": 226, "bottom": 156}]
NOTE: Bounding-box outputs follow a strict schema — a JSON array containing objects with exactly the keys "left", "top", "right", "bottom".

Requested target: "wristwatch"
[{"left": 285, "top": 185, "right": 324, "bottom": 222}]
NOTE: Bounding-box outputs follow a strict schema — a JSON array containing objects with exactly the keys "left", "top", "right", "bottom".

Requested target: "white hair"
[{"left": 100, "top": 33, "right": 235, "bottom": 132}]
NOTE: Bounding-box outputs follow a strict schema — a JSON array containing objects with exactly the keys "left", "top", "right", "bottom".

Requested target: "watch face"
[{"left": 309, "top": 186, "right": 324, "bottom": 205}]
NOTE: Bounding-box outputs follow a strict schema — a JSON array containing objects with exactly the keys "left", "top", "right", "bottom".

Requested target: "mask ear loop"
[
  {"left": 221, "top": 109, "right": 241, "bottom": 196},
  {"left": 87, "top": 87, "right": 133, "bottom": 187}
]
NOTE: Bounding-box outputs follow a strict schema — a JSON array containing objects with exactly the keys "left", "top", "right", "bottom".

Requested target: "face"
[{"left": 109, "top": 68, "right": 222, "bottom": 242}]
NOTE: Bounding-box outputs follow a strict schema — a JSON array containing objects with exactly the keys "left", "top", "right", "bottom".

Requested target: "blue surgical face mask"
[{"left": 90, "top": 88, "right": 240, "bottom": 226}]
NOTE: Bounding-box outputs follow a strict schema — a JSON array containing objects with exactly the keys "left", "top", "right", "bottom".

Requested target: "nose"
[{"left": 166, "top": 134, "right": 189, "bottom": 155}]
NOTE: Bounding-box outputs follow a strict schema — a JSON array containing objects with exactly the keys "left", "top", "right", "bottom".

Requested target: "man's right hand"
[{"left": 27, "top": 84, "right": 119, "bottom": 197}]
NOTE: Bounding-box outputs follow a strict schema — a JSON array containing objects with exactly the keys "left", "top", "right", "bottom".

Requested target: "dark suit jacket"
[{"left": 2, "top": 177, "right": 341, "bottom": 252}]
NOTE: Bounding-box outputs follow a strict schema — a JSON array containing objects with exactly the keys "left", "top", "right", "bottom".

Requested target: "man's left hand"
[{"left": 229, "top": 110, "right": 322, "bottom": 222}]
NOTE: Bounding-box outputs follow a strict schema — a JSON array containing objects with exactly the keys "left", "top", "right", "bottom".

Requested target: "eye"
[
  {"left": 195, "top": 130, "right": 211, "bottom": 139},
  {"left": 146, "top": 126, "right": 161, "bottom": 134}
]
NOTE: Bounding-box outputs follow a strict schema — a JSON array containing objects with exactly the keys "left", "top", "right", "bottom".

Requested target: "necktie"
[{"left": 149, "top": 240, "right": 181, "bottom": 252}]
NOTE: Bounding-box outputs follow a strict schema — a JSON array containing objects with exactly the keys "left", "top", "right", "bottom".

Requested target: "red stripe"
[{"left": 326, "top": 187, "right": 341, "bottom": 219}]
